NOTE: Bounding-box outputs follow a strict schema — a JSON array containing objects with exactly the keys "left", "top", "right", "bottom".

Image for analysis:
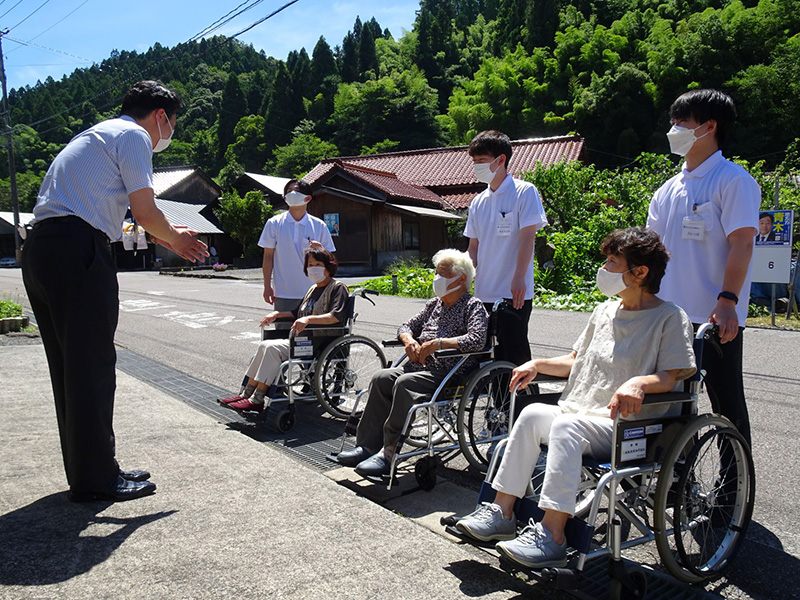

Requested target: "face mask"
[
  {"left": 153, "top": 112, "right": 174, "bottom": 153},
  {"left": 666, "top": 124, "right": 710, "bottom": 156},
  {"left": 285, "top": 190, "right": 309, "bottom": 207},
  {"left": 596, "top": 266, "right": 631, "bottom": 297},
  {"left": 433, "top": 274, "right": 460, "bottom": 298},
  {"left": 307, "top": 266, "right": 327, "bottom": 283},
  {"left": 472, "top": 157, "right": 500, "bottom": 184}
]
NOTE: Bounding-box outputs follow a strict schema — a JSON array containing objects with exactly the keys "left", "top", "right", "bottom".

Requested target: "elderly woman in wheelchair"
[
  {"left": 455, "top": 227, "right": 696, "bottom": 570},
  {"left": 219, "top": 247, "right": 349, "bottom": 412},
  {"left": 334, "top": 249, "right": 489, "bottom": 477}
]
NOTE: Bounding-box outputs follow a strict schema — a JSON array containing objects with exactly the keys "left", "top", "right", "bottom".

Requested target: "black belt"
[{"left": 32, "top": 216, "right": 111, "bottom": 244}]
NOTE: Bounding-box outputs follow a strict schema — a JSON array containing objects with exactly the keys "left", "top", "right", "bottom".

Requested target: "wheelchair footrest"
[{"left": 498, "top": 556, "right": 580, "bottom": 591}]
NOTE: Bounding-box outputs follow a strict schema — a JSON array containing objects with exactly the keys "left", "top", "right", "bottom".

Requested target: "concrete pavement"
[{"left": 0, "top": 343, "right": 549, "bottom": 600}]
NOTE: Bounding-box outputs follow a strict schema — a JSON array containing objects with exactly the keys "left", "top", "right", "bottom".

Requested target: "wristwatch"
[{"left": 717, "top": 291, "right": 739, "bottom": 304}]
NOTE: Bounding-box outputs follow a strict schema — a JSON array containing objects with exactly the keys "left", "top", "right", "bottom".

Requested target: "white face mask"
[
  {"left": 666, "top": 124, "right": 710, "bottom": 156},
  {"left": 433, "top": 273, "right": 460, "bottom": 298},
  {"left": 472, "top": 157, "right": 500, "bottom": 184},
  {"left": 285, "top": 190, "right": 309, "bottom": 207},
  {"left": 153, "top": 112, "right": 174, "bottom": 153},
  {"left": 307, "top": 265, "right": 327, "bottom": 284},
  {"left": 596, "top": 266, "right": 631, "bottom": 297}
]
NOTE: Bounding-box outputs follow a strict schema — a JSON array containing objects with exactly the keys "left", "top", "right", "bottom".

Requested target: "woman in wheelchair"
[
  {"left": 456, "top": 227, "right": 696, "bottom": 570},
  {"left": 220, "top": 247, "right": 349, "bottom": 411},
  {"left": 335, "top": 249, "right": 489, "bottom": 477}
]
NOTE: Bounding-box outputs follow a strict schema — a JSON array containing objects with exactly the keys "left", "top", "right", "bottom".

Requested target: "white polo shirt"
[
  {"left": 33, "top": 115, "right": 153, "bottom": 241},
  {"left": 647, "top": 151, "right": 760, "bottom": 326},
  {"left": 464, "top": 175, "right": 547, "bottom": 302},
  {"left": 258, "top": 210, "right": 335, "bottom": 299}
]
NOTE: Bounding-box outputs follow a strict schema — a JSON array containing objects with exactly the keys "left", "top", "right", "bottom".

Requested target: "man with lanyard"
[
  {"left": 465, "top": 130, "right": 548, "bottom": 366},
  {"left": 647, "top": 89, "right": 760, "bottom": 448},
  {"left": 22, "top": 80, "right": 209, "bottom": 502},
  {"left": 259, "top": 178, "right": 335, "bottom": 327}
]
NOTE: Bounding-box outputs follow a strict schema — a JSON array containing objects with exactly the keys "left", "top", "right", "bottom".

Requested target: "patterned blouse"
[{"left": 397, "top": 293, "right": 489, "bottom": 377}]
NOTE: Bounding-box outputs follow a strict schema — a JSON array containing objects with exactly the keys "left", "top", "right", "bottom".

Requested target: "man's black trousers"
[
  {"left": 22, "top": 216, "right": 120, "bottom": 493},
  {"left": 483, "top": 299, "right": 532, "bottom": 366}
]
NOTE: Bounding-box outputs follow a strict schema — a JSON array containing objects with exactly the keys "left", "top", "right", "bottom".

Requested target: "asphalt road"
[{"left": 2, "top": 267, "right": 799, "bottom": 598}]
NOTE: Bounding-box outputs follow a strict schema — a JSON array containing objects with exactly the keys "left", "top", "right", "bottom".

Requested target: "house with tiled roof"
[{"left": 298, "top": 135, "right": 586, "bottom": 269}]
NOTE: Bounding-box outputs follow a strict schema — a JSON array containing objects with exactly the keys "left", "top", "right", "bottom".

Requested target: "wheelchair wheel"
[
  {"left": 278, "top": 362, "right": 317, "bottom": 404},
  {"left": 456, "top": 361, "right": 516, "bottom": 473},
  {"left": 404, "top": 389, "right": 460, "bottom": 449},
  {"left": 415, "top": 456, "right": 437, "bottom": 491},
  {"left": 315, "top": 336, "right": 387, "bottom": 419},
  {"left": 609, "top": 569, "right": 647, "bottom": 600},
  {"left": 273, "top": 408, "right": 295, "bottom": 433},
  {"left": 653, "top": 414, "right": 755, "bottom": 584}
]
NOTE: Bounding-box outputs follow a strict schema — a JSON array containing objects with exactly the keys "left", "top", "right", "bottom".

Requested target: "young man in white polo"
[
  {"left": 647, "top": 89, "right": 760, "bottom": 447},
  {"left": 259, "top": 178, "right": 335, "bottom": 324},
  {"left": 465, "top": 130, "right": 548, "bottom": 366}
]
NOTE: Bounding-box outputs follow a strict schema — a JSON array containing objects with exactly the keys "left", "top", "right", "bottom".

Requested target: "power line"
[
  {"left": 4, "top": 34, "right": 94, "bottom": 64},
  {"left": 188, "top": 0, "right": 264, "bottom": 42},
  {"left": 6, "top": 0, "right": 89, "bottom": 51},
  {"left": 0, "top": 0, "right": 24, "bottom": 21},
  {"left": 13, "top": 0, "right": 304, "bottom": 132},
  {"left": 7, "top": 0, "right": 52, "bottom": 33}
]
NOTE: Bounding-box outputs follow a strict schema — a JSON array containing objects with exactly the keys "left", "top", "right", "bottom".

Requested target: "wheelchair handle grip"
[{"left": 382, "top": 338, "right": 403, "bottom": 347}]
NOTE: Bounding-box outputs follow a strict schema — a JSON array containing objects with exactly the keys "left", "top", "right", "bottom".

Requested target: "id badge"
[
  {"left": 682, "top": 217, "right": 705, "bottom": 241},
  {"left": 496, "top": 213, "right": 512, "bottom": 236}
]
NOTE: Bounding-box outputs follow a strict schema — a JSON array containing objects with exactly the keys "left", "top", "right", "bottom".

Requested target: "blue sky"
[{"left": 1, "top": 0, "right": 420, "bottom": 91}]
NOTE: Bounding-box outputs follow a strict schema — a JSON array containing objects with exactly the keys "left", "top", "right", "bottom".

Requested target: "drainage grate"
[
  {"left": 117, "top": 348, "right": 723, "bottom": 600},
  {"left": 116, "top": 349, "right": 345, "bottom": 471}
]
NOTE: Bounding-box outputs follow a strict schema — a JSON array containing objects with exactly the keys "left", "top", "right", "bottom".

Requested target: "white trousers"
[
  {"left": 244, "top": 339, "right": 291, "bottom": 385},
  {"left": 492, "top": 403, "right": 613, "bottom": 516}
]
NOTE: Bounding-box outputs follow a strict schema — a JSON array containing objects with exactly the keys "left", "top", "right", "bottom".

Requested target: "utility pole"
[{"left": 0, "top": 30, "right": 22, "bottom": 263}]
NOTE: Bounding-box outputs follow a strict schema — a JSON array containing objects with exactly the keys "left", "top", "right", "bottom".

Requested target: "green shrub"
[
  {"left": 0, "top": 299, "right": 23, "bottom": 318},
  {"left": 360, "top": 259, "right": 434, "bottom": 298}
]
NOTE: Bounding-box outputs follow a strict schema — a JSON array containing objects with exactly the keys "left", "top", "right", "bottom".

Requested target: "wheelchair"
[
  {"left": 220, "top": 288, "right": 388, "bottom": 432},
  {"left": 442, "top": 323, "right": 756, "bottom": 597},
  {"left": 328, "top": 299, "right": 519, "bottom": 490}
]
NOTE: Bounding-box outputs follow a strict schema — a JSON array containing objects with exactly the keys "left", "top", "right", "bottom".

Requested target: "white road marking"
[{"left": 119, "top": 299, "right": 177, "bottom": 312}]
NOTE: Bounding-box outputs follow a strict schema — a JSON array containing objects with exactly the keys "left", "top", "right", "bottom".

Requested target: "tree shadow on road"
[{"left": 0, "top": 492, "right": 176, "bottom": 585}]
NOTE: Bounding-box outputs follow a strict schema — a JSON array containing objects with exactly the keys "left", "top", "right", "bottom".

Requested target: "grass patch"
[
  {"left": 746, "top": 314, "right": 800, "bottom": 331},
  {"left": 0, "top": 299, "right": 23, "bottom": 319}
]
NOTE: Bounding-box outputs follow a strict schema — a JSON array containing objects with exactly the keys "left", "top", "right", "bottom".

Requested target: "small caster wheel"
[
  {"left": 609, "top": 570, "right": 647, "bottom": 600},
  {"left": 273, "top": 409, "right": 295, "bottom": 433},
  {"left": 415, "top": 456, "right": 437, "bottom": 491}
]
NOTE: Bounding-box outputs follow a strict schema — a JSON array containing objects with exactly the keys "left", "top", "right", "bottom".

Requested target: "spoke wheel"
[
  {"left": 315, "top": 336, "right": 386, "bottom": 419},
  {"left": 653, "top": 414, "right": 755, "bottom": 584},
  {"left": 456, "top": 361, "right": 516, "bottom": 472}
]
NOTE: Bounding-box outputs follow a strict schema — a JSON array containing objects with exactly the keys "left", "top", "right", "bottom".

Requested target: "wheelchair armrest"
[
  {"left": 261, "top": 329, "right": 290, "bottom": 340},
  {"left": 382, "top": 338, "right": 403, "bottom": 347},
  {"left": 641, "top": 391, "right": 694, "bottom": 406},
  {"left": 531, "top": 373, "right": 569, "bottom": 382}
]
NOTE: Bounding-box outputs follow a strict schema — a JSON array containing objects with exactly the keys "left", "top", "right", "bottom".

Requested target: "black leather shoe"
[
  {"left": 69, "top": 476, "right": 156, "bottom": 503},
  {"left": 120, "top": 469, "right": 151, "bottom": 482},
  {"left": 335, "top": 446, "right": 374, "bottom": 467},
  {"left": 354, "top": 453, "right": 391, "bottom": 477}
]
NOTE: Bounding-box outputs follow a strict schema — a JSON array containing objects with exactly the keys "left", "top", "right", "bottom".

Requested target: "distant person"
[
  {"left": 756, "top": 212, "right": 775, "bottom": 243},
  {"left": 647, "top": 89, "right": 760, "bottom": 447},
  {"left": 219, "top": 248, "right": 348, "bottom": 411},
  {"left": 260, "top": 179, "right": 335, "bottom": 329},
  {"left": 465, "top": 130, "right": 548, "bottom": 366},
  {"left": 22, "top": 80, "right": 209, "bottom": 502}
]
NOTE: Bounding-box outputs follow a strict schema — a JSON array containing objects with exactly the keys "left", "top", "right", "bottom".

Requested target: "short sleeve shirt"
[
  {"left": 647, "top": 151, "right": 760, "bottom": 326},
  {"left": 464, "top": 176, "right": 547, "bottom": 302},
  {"left": 558, "top": 300, "right": 696, "bottom": 419},
  {"left": 295, "top": 281, "right": 349, "bottom": 324},
  {"left": 33, "top": 115, "right": 153, "bottom": 241},
  {"left": 258, "top": 211, "right": 336, "bottom": 299}
]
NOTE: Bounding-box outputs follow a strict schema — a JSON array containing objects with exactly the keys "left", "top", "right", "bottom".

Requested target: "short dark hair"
[
  {"left": 121, "top": 81, "right": 181, "bottom": 120},
  {"left": 303, "top": 247, "right": 338, "bottom": 277},
  {"left": 601, "top": 227, "right": 669, "bottom": 294},
  {"left": 284, "top": 178, "right": 313, "bottom": 196},
  {"left": 669, "top": 89, "right": 737, "bottom": 146},
  {"left": 468, "top": 130, "right": 513, "bottom": 169},
  {"left": 759, "top": 212, "right": 773, "bottom": 223}
]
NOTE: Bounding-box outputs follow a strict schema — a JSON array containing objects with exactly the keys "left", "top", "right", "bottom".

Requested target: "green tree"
[
  {"left": 214, "top": 190, "right": 274, "bottom": 258},
  {"left": 266, "top": 133, "right": 338, "bottom": 178},
  {"left": 218, "top": 73, "right": 248, "bottom": 158}
]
